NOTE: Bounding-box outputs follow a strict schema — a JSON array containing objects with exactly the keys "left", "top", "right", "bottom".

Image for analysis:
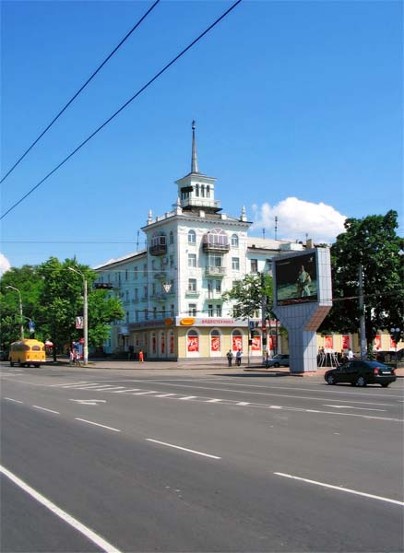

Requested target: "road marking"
[
  {"left": 0, "top": 465, "right": 122, "bottom": 553},
  {"left": 133, "top": 390, "right": 157, "bottom": 395},
  {"left": 323, "top": 404, "right": 386, "bottom": 411},
  {"left": 69, "top": 399, "right": 107, "bottom": 406},
  {"left": 274, "top": 472, "right": 404, "bottom": 507},
  {"left": 4, "top": 397, "right": 23, "bottom": 403},
  {"left": 179, "top": 396, "right": 197, "bottom": 400},
  {"left": 156, "top": 393, "right": 176, "bottom": 398},
  {"left": 236, "top": 401, "right": 250, "bottom": 406},
  {"left": 54, "top": 381, "right": 92, "bottom": 388},
  {"left": 113, "top": 388, "right": 141, "bottom": 393},
  {"left": 207, "top": 398, "right": 222, "bottom": 403},
  {"left": 146, "top": 438, "right": 221, "bottom": 460},
  {"left": 75, "top": 418, "right": 120, "bottom": 432},
  {"left": 33, "top": 405, "right": 60, "bottom": 414}
]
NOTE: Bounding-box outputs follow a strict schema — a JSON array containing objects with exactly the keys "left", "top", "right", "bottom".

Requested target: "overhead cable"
[
  {"left": 0, "top": 0, "right": 243, "bottom": 221},
  {"left": 0, "top": 0, "right": 161, "bottom": 185}
]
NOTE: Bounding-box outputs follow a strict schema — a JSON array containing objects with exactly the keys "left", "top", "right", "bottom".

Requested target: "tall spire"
[{"left": 191, "top": 120, "right": 199, "bottom": 174}]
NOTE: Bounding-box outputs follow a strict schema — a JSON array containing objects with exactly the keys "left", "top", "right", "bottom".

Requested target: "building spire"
[{"left": 191, "top": 120, "right": 199, "bottom": 174}]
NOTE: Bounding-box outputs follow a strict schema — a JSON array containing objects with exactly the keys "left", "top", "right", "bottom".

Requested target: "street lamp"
[
  {"left": 6, "top": 285, "right": 24, "bottom": 340},
  {"left": 68, "top": 267, "right": 88, "bottom": 365}
]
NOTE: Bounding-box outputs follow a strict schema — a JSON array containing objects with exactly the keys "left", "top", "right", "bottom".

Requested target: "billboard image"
[{"left": 275, "top": 252, "right": 318, "bottom": 305}]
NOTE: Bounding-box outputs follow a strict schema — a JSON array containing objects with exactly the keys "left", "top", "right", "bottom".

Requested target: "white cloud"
[
  {"left": 0, "top": 253, "right": 11, "bottom": 276},
  {"left": 251, "top": 197, "right": 346, "bottom": 244}
]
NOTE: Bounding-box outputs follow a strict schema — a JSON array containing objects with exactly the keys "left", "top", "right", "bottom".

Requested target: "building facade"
[{"left": 94, "top": 123, "right": 305, "bottom": 360}]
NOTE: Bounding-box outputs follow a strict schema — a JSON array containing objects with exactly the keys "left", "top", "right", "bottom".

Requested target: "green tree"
[
  {"left": 1, "top": 257, "right": 124, "bottom": 359},
  {"left": 319, "top": 210, "right": 404, "bottom": 347},
  {"left": 222, "top": 273, "right": 274, "bottom": 319}
]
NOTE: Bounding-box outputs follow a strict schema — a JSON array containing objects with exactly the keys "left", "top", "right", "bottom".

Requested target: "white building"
[{"left": 94, "top": 123, "right": 304, "bottom": 360}]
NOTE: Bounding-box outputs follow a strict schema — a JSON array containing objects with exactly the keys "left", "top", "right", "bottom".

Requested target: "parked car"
[
  {"left": 265, "top": 354, "right": 290, "bottom": 368},
  {"left": 324, "top": 360, "right": 396, "bottom": 387},
  {"left": 0, "top": 350, "right": 7, "bottom": 361}
]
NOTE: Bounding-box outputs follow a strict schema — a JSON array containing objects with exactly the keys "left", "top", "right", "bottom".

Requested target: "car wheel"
[
  {"left": 381, "top": 383, "right": 389, "bottom": 388},
  {"left": 326, "top": 374, "right": 335, "bottom": 385},
  {"left": 355, "top": 376, "right": 367, "bottom": 387}
]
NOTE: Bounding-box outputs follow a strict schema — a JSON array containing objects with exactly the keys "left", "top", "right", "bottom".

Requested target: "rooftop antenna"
[{"left": 274, "top": 216, "right": 278, "bottom": 240}]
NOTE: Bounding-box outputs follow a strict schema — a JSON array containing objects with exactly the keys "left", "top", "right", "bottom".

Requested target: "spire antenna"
[{"left": 191, "top": 120, "right": 199, "bottom": 174}]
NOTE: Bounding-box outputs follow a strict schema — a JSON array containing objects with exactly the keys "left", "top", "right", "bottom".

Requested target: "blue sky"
[{"left": 1, "top": 0, "right": 402, "bottom": 273}]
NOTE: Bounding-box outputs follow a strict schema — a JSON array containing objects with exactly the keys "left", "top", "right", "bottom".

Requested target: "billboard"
[{"left": 275, "top": 252, "right": 318, "bottom": 305}]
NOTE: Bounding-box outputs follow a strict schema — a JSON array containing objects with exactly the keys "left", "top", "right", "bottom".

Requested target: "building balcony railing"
[
  {"left": 202, "top": 242, "right": 230, "bottom": 253},
  {"left": 205, "top": 266, "right": 226, "bottom": 277},
  {"left": 149, "top": 244, "right": 167, "bottom": 256}
]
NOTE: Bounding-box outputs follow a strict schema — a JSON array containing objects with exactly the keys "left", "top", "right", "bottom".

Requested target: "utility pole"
[
  {"left": 6, "top": 285, "right": 24, "bottom": 340},
  {"left": 358, "top": 265, "right": 367, "bottom": 359}
]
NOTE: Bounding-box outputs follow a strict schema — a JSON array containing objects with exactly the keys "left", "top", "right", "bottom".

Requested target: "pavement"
[{"left": 47, "top": 358, "right": 404, "bottom": 378}]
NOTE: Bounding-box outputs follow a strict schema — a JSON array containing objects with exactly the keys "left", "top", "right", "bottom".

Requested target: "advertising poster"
[
  {"left": 373, "top": 335, "right": 382, "bottom": 351},
  {"left": 211, "top": 335, "right": 220, "bottom": 352},
  {"left": 169, "top": 332, "right": 174, "bottom": 354},
  {"left": 342, "top": 335, "right": 350, "bottom": 349},
  {"left": 187, "top": 335, "right": 199, "bottom": 352},
  {"left": 324, "top": 335, "right": 333, "bottom": 351},
  {"left": 275, "top": 252, "right": 318, "bottom": 305},
  {"left": 232, "top": 335, "right": 243, "bottom": 351},
  {"left": 252, "top": 335, "right": 261, "bottom": 351}
]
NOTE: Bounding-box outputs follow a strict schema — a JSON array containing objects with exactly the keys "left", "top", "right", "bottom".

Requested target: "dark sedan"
[{"left": 324, "top": 360, "right": 396, "bottom": 387}]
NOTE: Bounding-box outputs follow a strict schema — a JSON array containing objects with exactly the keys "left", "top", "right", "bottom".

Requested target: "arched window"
[
  {"left": 210, "top": 329, "right": 221, "bottom": 353},
  {"left": 187, "top": 329, "right": 199, "bottom": 353},
  {"left": 188, "top": 230, "right": 196, "bottom": 244},
  {"left": 231, "top": 234, "right": 239, "bottom": 247},
  {"left": 231, "top": 329, "right": 243, "bottom": 352}
]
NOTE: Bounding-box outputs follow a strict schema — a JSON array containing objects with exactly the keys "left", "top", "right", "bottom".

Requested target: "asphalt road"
[{"left": 1, "top": 363, "right": 403, "bottom": 552}]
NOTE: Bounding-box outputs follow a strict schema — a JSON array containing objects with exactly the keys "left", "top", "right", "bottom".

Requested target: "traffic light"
[{"left": 94, "top": 283, "right": 113, "bottom": 289}]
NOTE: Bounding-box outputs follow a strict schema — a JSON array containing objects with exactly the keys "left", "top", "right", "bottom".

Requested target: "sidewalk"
[{"left": 48, "top": 358, "right": 404, "bottom": 377}]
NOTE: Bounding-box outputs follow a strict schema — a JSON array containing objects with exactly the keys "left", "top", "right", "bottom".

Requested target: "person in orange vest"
[{"left": 138, "top": 349, "right": 144, "bottom": 363}]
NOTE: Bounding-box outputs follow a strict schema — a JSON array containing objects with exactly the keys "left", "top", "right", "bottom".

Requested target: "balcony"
[
  {"left": 149, "top": 243, "right": 167, "bottom": 256},
  {"left": 205, "top": 266, "right": 226, "bottom": 277},
  {"left": 202, "top": 232, "right": 230, "bottom": 253}
]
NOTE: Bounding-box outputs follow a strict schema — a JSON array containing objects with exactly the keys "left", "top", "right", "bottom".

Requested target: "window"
[
  {"left": 134, "top": 288, "right": 138, "bottom": 300},
  {"left": 135, "top": 310, "right": 139, "bottom": 322},
  {"left": 215, "top": 304, "right": 222, "bottom": 317},
  {"left": 188, "top": 253, "right": 197, "bottom": 268},
  {"left": 153, "top": 307, "right": 157, "bottom": 319},
  {"left": 195, "top": 184, "right": 199, "bottom": 197},
  {"left": 151, "top": 260, "right": 156, "bottom": 270},
  {"left": 125, "top": 270, "right": 128, "bottom": 281},
  {"left": 188, "top": 304, "right": 197, "bottom": 317},
  {"left": 215, "top": 280, "right": 221, "bottom": 293},
  {"left": 143, "top": 264, "right": 147, "bottom": 277},
  {"left": 208, "top": 304, "right": 213, "bottom": 316},
  {"left": 169, "top": 231, "right": 174, "bottom": 245},
  {"left": 231, "top": 234, "right": 239, "bottom": 247},
  {"left": 232, "top": 257, "right": 240, "bottom": 271},
  {"left": 188, "top": 230, "right": 196, "bottom": 244},
  {"left": 134, "top": 267, "right": 138, "bottom": 280},
  {"left": 204, "top": 229, "right": 228, "bottom": 248},
  {"left": 251, "top": 259, "right": 258, "bottom": 273},
  {"left": 170, "top": 304, "right": 175, "bottom": 317},
  {"left": 144, "top": 309, "right": 149, "bottom": 320},
  {"left": 170, "top": 255, "right": 174, "bottom": 268},
  {"left": 206, "top": 185, "right": 210, "bottom": 198},
  {"left": 208, "top": 254, "right": 222, "bottom": 268},
  {"left": 188, "top": 278, "right": 197, "bottom": 292}
]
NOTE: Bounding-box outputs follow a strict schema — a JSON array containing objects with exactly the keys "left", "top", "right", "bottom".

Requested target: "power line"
[
  {"left": 0, "top": 0, "right": 243, "bottom": 221},
  {"left": 0, "top": 0, "right": 161, "bottom": 185}
]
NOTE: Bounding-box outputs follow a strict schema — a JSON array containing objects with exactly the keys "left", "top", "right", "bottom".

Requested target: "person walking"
[
  {"left": 226, "top": 349, "right": 233, "bottom": 367},
  {"left": 138, "top": 349, "right": 144, "bottom": 363},
  {"left": 236, "top": 348, "right": 242, "bottom": 367}
]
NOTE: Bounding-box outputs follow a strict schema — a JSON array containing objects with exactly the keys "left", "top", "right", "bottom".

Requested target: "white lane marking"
[
  {"left": 69, "top": 399, "right": 106, "bottom": 406},
  {"left": 236, "top": 402, "right": 250, "bottom": 406},
  {"left": 179, "top": 396, "right": 197, "bottom": 401},
  {"left": 33, "top": 405, "right": 60, "bottom": 414},
  {"left": 133, "top": 391, "right": 157, "bottom": 395},
  {"left": 156, "top": 393, "right": 176, "bottom": 398},
  {"left": 4, "top": 397, "right": 23, "bottom": 404},
  {"left": 269, "top": 405, "right": 282, "bottom": 409},
  {"left": 113, "top": 388, "right": 141, "bottom": 393},
  {"left": 75, "top": 418, "right": 120, "bottom": 432},
  {"left": 324, "top": 404, "right": 386, "bottom": 412},
  {"left": 146, "top": 438, "right": 221, "bottom": 460},
  {"left": 207, "top": 398, "right": 222, "bottom": 403},
  {"left": 50, "top": 381, "right": 91, "bottom": 387},
  {"left": 274, "top": 472, "right": 404, "bottom": 507},
  {"left": 0, "top": 465, "right": 122, "bottom": 553}
]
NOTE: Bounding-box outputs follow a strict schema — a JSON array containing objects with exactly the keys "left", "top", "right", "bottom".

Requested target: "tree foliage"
[
  {"left": 0, "top": 257, "right": 124, "bottom": 356},
  {"left": 319, "top": 210, "right": 404, "bottom": 344},
  {"left": 222, "top": 273, "right": 273, "bottom": 319}
]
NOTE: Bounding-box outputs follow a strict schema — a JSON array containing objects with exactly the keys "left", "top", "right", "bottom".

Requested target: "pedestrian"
[
  {"left": 236, "top": 348, "right": 242, "bottom": 366},
  {"left": 264, "top": 350, "right": 270, "bottom": 368},
  {"left": 69, "top": 348, "right": 75, "bottom": 366},
  {"left": 226, "top": 349, "right": 233, "bottom": 367},
  {"left": 347, "top": 348, "right": 354, "bottom": 360},
  {"left": 138, "top": 349, "right": 144, "bottom": 363}
]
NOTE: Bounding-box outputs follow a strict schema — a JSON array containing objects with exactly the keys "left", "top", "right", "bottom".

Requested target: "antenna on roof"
[{"left": 274, "top": 216, "right": 278, "bottom": 240}]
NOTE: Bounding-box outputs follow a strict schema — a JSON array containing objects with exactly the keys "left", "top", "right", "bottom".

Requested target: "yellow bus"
[{"left": 9, "top": 339, "right": 46, "bottom": 367}]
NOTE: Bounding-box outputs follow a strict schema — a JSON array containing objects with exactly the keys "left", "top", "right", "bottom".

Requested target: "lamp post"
[
  {"left": 68, "top": 267, "right": 88, "bottom": 365},
  {"left": 6, "top": 285, "right": 24, "bottom": 340}
]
